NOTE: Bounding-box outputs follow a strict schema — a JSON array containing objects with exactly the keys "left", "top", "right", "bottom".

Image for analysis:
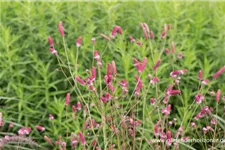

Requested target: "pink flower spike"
[
  {"left": 35, "top": 125, "right": 45, "bottom": 131},
  {"left": 150, "top": 77, "right": 159, "bottom": 84},
  {"left": 223, "top": 96, "right": 225, "bottom": 101},
  {"left": 166, "top": 130, "right": 172, "bottom": 146},
  {"left": 48, "top": 36, "right": 54, "bottom": 47},
  {"left": 191, "top": 122, "right": 196, "bottom": 128},
  {"left": 65, "top": 93, "right": 70, "bottom": 106},
  {"left": 150, "top": 98, "right": 155, "bottom": 105},
  {"left": 169, "top": 90, "right": 181, "bottom": 96},
  {"left": 129, "top": 36, "right": 135, "bottom": 42},
  {"left": 216, "top": 89, "right": 221, "bottom": 102},
  {"left": 76, "top": 36, "right": 82, "bottom": 47},
  {"left": 72, "top": 105, "right": 77, "bottom": 112},
  {"left": 91, "top": 66, "right": 96, "bottom": 81},
  {"left": 203, "top": 127, "right": 208, "bottom": 134},
  {"left": 171, "top": 42, "right": 175, "bottom": 53},
  {"left": 78, "top": 131, "right": 86, "bottom": 145},
  {"left": 198, "top": 70, "right": 203, "bottom": 80},
  {"left": 150, "top": 30, "right": 155, "bottom": 39},
  {"left": 154, "top": 121, "right": 161, "bottom": 136},
  {"left": 136, "top": 41, "right": 142, "bottom": 46},
  {"left": 213, "top": 66, "right": 225, "bottom": 79},
  {"left": 44, "top": 135, "right": 52, "bottom": 144},
  {"left": 49, "top": 48, "right": 58, "bottom": 56},
  {"left": 195, "top": 94, "right": 204, "bottom": 104},
  {"left": 162, "top": 104, "right": 171, "bottom": 115},
  {"left": 58, "top": 21, "right": 64, "bottom": 37},
  {"left": 177, "top": 52, "right": 182, "bottom": 59},
  {"left": 49, "top": 114, "right": 54, "bottom": 120},
  {"left": 92, "top": 38, "right": 96, "bottom": 45},
  {"left": 140, "top": 57, "right": 147, "bottom": 72},
  {"left": 167, "top": 24, "right": 171, "bottom": 30},
  {"left": 161, "top": 30, "right": 166, "bottom": 39},
  {"left": 211, "top": 118, "right": 216, "bottom": 125},
  {"left": 140, "top": 23, "right": 149, "bottom": 40},
  {"left": 165, "top": 48, "right": 170, "bottom": 54},
  {"left": 107, "top": 63, "right": 112, "bottom": 76},
  {"left": 111, "top": 60, "right": 117, "bottom": 77},
  {"left": 153, "top": 59, "right": 161, "bottom": 71},
  {"left": 75, "top": 76, "right": 85, "bottom": 85},
  {"left": 202, "top": 79, "right": 209, "bottom": 85},
  {"left": 101, "top": 33, "right": 110, "bottom": 41},
  {"left": 77, "top": 102, "right": 81, "bottom": 110},
  {"left": 110, "top": 26, "right": 122, "bottom": 37}
]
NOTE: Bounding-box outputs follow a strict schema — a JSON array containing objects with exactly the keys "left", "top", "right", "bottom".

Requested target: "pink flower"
[
  {"left": 76, "top": 36, "right": 82, "bottom": 47},
  {"left": 162, "top": 104, "right": 171, "bottom": 115},
  {"left": 100, "top": 92, "right": 112, "bottom": 103},
  {"left": 170, "top": 69, "right": 187, "bottom": 77},
  {"left": 129, "top": 128, "right": 135, "bottom": 137},
  {"left": 167, "top": 24, "right": 171, "bottom": 30},
  {"left": 44, "top": 135, "right": 52, "bottom": 144},
  {"left": 150, "top": 98, "right": 155, "bottom": 105},
  {"left": 77, "top": 102, "right": 81, "bottom": 110},
  {"left": 223, "top": 96, "right": 225, "bottom": 101},
  {"left": 177, "top": 52, "right": 182, "bottom": 59},
  {"left": 165, "top": 48, "right": 170, "bottom": 54},
  {"left": 49, "top": 48, "right": 58, "bottom": 56},
  {"left": 203, "top": 127, "right": 208, "bottom": 134},
  {"left": 49, "top": 114, "right": 54, "bottom": 120},
  {"left": 154, "top": 121, "right": 161, "bottom": 136},
  {"left": 195, "top": 94, "right": 204, "bottom": 104},
  {"left": 161, "top": 30, "right": 167, "bottom": 39},
  {"left": 120, "top": 79, "right": 128, "bottom": 87},
  {"left": 90, "top": 66, "right": 96, "bottom": 81},
  {"left": 136, "top": 41, "right": 142, "bottom": 46},
  {"left": 166, "top": 130, "right": 172, "bottom": 146},
  {"left": 171, "top": 42, "right": 175, "bottom": 53},
  {"left": 150, "top": 77, "right": 159, "bottom": 84},
  {"left": 168, "top": 90, "right": 181, "bottom": 96},
  {"left": 78, "top": 131, "right": 86, "bottom": 145},
  {"left": 110, "top": 26, "right": 123, "bottom": 37},
  {"left": 111, "top": 60, "right": 117, "bottom": 77},
  {"left": 153, "top": 59, "right": 161, "bottom": 71},
  {"left": 65, "top": 93, "right": 70, "bottom": 106},
  {"left": 75, "top": 76, "right": 85, "bottom": 85},
  {"left": 211, "top": 118, "right": 216, "bottom": 125},
  {"left": 129, "top": 36, "right": 135, "bottom": 42},
  {"left": 140, "top": 22, "right": 150, "bottom": 40},
  {"left": 150, "top": 30, "right": 155, "bottom": 39},
  {"left": 48, "top": 36, "right": 54, "bottom": 47},
  {"left": 198, "top": 70, "right": 203, "bottom": 80},
  {"left": 216, "top": 89, "right": 221, "bottom": 102},
  {"left": 18, "top": 127, "right": 31, "bottom": 135},
  {"left": 202, "top": 79, "right": 209, "bottom": 85},
  {"left": 92, "top": 38, "right": 96, "bottom": 45},
  {"left": 91, "top": 139, "right": 97, "bottom": 147},
  {"left": 120, "top": 79, "right": 128, "bottom": 96},
  {"left": 101, "top": 33, "right": 110, "bottom": 41},
  {"left": 94, "top": 50, "right": 102, "bottom": 67},
  {"left": 213, "top": 66, "right": 225, "bottom": 79},
  {"left": 35, "top": 125, "right": 45, "bottom": 131},
  {"left": 107, "top": 83, "right": 115, "bottom": 93},
  {"left": 135, "top": 75, "right": 143, "bottom": 96},
  {"left": 9, "top": 122, "right": 14, "bottom": 128},
  {"left": 191, "top": 122, "right": 196, "bottom": 128},
  {"left": 133, "top": 57, "right": 147, "bottom": 73},
  {"left": 72, "top": 105, "right": 77, "bottom": 112},
  {"left": 58, "top": 21, "right": 64, "bottom": 36}
]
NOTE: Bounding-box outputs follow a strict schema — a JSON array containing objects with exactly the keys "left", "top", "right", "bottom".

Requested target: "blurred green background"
[{"left": 0, "top": 1, "right": 225, "bottom": 149}]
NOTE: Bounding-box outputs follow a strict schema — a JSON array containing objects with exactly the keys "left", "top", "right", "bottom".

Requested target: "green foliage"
[{"left": 0, "top": 1, "right": 225, "bottom": 150}]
